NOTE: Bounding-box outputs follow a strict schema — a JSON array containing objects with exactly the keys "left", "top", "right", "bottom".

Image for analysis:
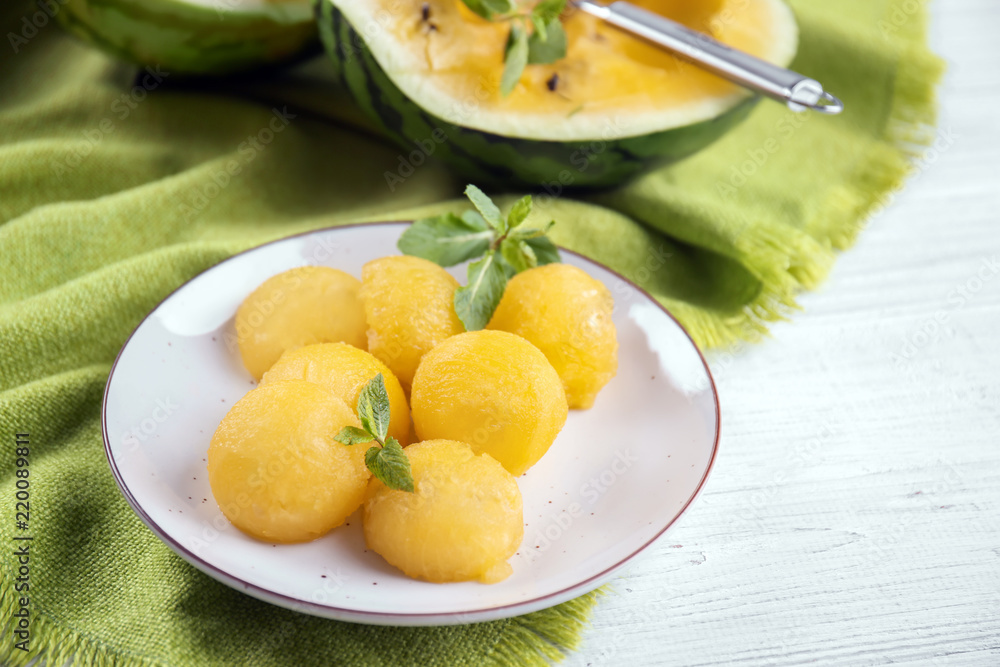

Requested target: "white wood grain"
[{"left": 567, "top": 1, "right": 1000, "bottom": 665}]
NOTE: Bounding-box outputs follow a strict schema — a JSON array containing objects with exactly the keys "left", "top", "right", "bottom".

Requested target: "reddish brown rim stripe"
[{"left": 101, "top": 220, "right": 721, "bottom": 624}]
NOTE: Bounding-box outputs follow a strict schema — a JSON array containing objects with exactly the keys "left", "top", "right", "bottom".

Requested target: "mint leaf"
[
  {"left": 461, "top": 210, "right": 489, "bottom": 230},
  {"left": 365, "top": 438, "right": 414, "bottom": 493},
  {"left": 454, "top": 251, "right": 508, "bottom": 331},
  {"left": 531, "top": 14, "right": 548, "bottom": 41},
  {"left": 510, "top": 220, "right": 554, "bottom": 240},
  {"left": 532, "top": 0, "right": 565, "bottom": 25},
  {"left": 500, "top": 258, "right": 518, "bottom": 280},
  {"left": 500, "top": 24, "right": 529, "bottom": 97},
  {"left": 525, "top": 235, "right": 561, "bottom": 265},
  {"left": 398, "top": 189, "right": 561, "bottom": 323},
  {"left": 528, "top": 19, "right": 566, "bottom": 65},
  {"left": 464, "top": 0, "right": 567, "bottom": 93},
  {"left": 460, "top": 0, "right": 513, "bottom": 19},
  {"left": 500, "top": 237, "right": 537, "bottom": 273},
  {"left": 459, "top": 0, "right": 491, "bottom": 17},
  {"left": 465, "top": 184, "right": 504, "bottom": 232},
  {"left": 346, "top": 374, "right": 414, "bottom": 492},
  {"left": 334, "top": 425, "right": 375, "bottom": 446},
  {"left": 398, "top": 213, "right": 493, "bottom": 267},
  {"left": 506, "top": 195, "right": 532, "bottom": 230},
  {"left": 357, "top": 373, "right": 391, "bottom": 441},
  {"left": 484, "top": 0, "right": 515, "bottom": 14}
]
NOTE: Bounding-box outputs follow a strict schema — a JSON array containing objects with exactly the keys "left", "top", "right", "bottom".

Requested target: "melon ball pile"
[{"left": 207, "top": 255, "right": 618, "bottom": 584}]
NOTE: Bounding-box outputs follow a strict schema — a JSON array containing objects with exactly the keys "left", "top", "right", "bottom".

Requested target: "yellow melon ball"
[
  {"left": 359, "top": 255, "right": 464, "bottom": 390},
  {"left": 410, "top": 330, "right": 568, "bottom": 476},
  {"left": 363, "top": 440, "right": 523, "bottom": 584},
  {"left": 235, "top": 266, "right": 367, "bottom": 380},
  {"left": 261, "top": 342, "right": 411, "bottom": 446},
  {"left": 487, "top": 263, "right": 618, "bottom": 409},
  {"left": 207, "top": 380, "right": 370, "bottom": 543}
]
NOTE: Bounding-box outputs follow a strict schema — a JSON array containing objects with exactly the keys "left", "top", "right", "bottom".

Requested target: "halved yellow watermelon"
[{"left": 317, "top": 0, "right": 798, "bottom": 187}]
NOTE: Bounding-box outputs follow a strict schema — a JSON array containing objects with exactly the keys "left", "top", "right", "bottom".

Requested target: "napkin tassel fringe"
[
  {"left": 676, "top": 0, "right": 943, "bottom": 352},
  {"left": 673, "top": 34, "right": 943, "bottom": 352},
  {"left": 483, "top": 587, "right": 604, "bottom": 667},
  {"left": 817, "top": 38, "right": 944, "bottom": 254},
  {"left": 1, "top": 588, "right": 161, "bottom": 667}
]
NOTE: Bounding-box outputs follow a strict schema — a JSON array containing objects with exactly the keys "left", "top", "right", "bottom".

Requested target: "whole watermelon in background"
[
  {"left": 315, "top": 0, "right": 798, "bottom": 189},
  {"left": 57, "top": 0, "right": 318, "bottom": 75}
]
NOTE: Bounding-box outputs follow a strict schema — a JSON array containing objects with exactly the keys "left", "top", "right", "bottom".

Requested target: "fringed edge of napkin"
[
  {"left": 1, "top": 586, "right": 166, "bottom": 667},
  {"left": 1, "top": 569, "right": 605, "bottom": 667},
  {"left": 483, "top": 587, "right": 605, "bottom": 667},
  {"left": 675, "top": 0, "right": 945, "bottom": 351}
]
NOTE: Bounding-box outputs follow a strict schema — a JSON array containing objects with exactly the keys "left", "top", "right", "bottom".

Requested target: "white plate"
[{"left": 102, "top": 222, "right": 719, "bottom": 626}]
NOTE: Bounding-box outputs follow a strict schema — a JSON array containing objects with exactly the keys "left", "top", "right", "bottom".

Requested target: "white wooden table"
[{"left": 566, "top": 2, "right": 1000, "bottom": 664}]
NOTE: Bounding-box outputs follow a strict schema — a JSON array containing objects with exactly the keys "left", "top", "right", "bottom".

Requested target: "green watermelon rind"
[
  {"left": 58, "top": 0, "right": 319, "bottom": 75},
  {"left": 315, "top": 0, "right": 760, "bottom": 189}
]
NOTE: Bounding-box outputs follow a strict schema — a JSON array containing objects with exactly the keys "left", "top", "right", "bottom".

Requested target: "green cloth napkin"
[{"left": 0, "top": 0, "right": 940, "bottom": 664}]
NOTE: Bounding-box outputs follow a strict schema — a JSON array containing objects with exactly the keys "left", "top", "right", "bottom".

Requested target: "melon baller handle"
[{"left": 573, "top": 0, "right": 844, "bottom": 114}]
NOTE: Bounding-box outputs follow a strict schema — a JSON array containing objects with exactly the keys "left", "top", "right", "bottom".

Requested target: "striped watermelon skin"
[
  {"left": 58, "top": 0, "right": 318, "bottom": 75},
  {"left": 316, "top": 0, "right": 758, "bottom": 189}
]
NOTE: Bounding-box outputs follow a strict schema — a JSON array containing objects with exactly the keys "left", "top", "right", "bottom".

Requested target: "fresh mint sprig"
[
  {"left": 454, "top": 251, "right": 507, "bottom": 331},
  {"left": 398, "top": 184, "right": 561, "bottom": 331},
  {"left": 460, "top": 0, "right": 568, "bottom": 96},
  {"left": 334, "top": 374, "right": 414, "bottom": 493}
]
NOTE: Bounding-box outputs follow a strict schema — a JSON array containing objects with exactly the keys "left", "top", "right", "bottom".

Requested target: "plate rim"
[{"left": 100, "top": 220, "right": 721, "bottom": 624}]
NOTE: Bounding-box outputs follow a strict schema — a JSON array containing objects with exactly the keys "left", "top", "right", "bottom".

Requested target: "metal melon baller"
[{"left": 572, "top": 0, "right": 844, "bottom": 114}]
